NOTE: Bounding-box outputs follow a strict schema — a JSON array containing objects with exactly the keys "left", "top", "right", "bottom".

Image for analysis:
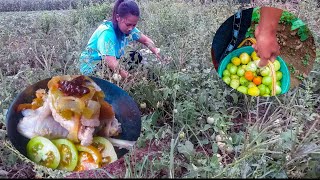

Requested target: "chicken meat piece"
[
  {"left": 78, "top": 100, "right": 101, "bottom": 146},
  {"left": 98, "top": 117, "right": 122, "bottom": 137},
  {"left": 97, "top": 100, "right": 122, "bottom": 137},
  {"left": 48, "top": 90, "right": 102, "bottom": 145},
  {"left": 17, "top": 97, "right": 68, "bottom": 139},
  {"left": 78, "top": 126, "right": 96, "bottom": 146},
  {"left": 80, "top": 100, "right": 101, "bottom": 127}
]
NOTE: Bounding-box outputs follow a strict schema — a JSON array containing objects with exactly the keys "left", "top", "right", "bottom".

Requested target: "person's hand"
[
  {"left": 155, "top": 49, "right": 172, "bottom": 65},
  {"left": 252, "top": 7, "right": 282, "bottom": 68},
  {"left": 252, "top": 25, "right": 280, "bottom": 67},
  {"left": 155, "top": 48, "right": 162, "bottom": 60}
]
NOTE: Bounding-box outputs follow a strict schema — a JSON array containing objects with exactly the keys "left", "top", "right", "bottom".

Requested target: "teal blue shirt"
[{"left": 79, "top": 21, "right": 141, "bottom": 75}]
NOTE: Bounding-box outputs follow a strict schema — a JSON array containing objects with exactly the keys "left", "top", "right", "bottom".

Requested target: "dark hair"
[
  {"left": 111, "top": 0, "right": 140, "bottom": 39},
  {"left": 112, "top": 0, "right": 140, "bottom": 24}
]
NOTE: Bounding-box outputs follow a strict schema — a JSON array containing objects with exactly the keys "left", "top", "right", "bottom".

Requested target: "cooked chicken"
[
  {"left": 17, "top": 97, "right": 68, "bottom": 139},
  {"left": 98, "top": 117, "right": 122, "bottom": 137},
  {"left": 80, "top": 100, "right": 101, "bottom": 127},
  {"left": 78, "top": 126, "right": 96, "bottom": 146},
  {"left": 97, "top": 100, "right": 122, "bottom": 137},
  {"left": 107, "top": 137, "right": 136, "bottom": 150},
  {"left": 47, "top": 93, "right": 78, "bottom": 140},
  {"left": 17, "top": 75, "right": 123, "bottom": 147}
]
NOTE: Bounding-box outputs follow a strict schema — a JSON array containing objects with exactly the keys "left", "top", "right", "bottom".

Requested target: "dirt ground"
[
  {"left": 276, "top": 23, "right": 317, "bottom": 88},
  {"left": 248, "top": 22, "right": 317, "bottom": 89}
]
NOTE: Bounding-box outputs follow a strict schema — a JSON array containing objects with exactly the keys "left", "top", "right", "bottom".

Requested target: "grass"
[
  {"left": 0, "top": 0, "right": 320, "bottom": 178},
  {"left": 302, "top": 53, "right": 310, "bottom": 67}
]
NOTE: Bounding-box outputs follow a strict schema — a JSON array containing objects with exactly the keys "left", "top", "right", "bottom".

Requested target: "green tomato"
[
  {"left": 276, "top": 71, "right": 282, "bottom": 81},
  {"left": 277, "top": 81, "right": 281, "bottom": 86},
  {"left": 222, "top": 76, "right": 231, "bottom": 85},
  {"left": 239, "top": 52, "right": 251, "bottom": 64},
  {"left": 237, "top": 68, "right": 245, "bottom": 77},
  {"left": 226, "top": 63, "right": 233, "bottom": 70},
  {"left": 230, "top": 79, "right": 240, "bottom": 89},
  {"left": 260, "top": 67, "right": 271, "bottom": 77},
  {"left": 92, "top": 137, "right": 118, "bottom": 166},
  {"left": 223, "top": 69, "right": 231, "bottom": 77},
  {"left": 265, "top": 87, "right": 271, "bottom": 95},
  {"left": 268, "top": 84, "right": 273, "bottom": 92},
  {"left": 258, "top": 84, "right": 267, "bottom": 96},
  {"left": 230, "top": 75, "right": 239, "bottom": 80},
  {"left": 256, "top": 68, "right": 260, "bottom": 75},
  {"left": 239, "top": 76, "right": 249, "bottom": 86},
  {"left": 247, "top": 82, "right": 256, "bottom": 88},
  {"left": 262, "top": 76, "right": 272, "bottom": 86},
  {"left": 245, "top": 61, "right": 257, "bottom": 72},
  {"left": 275, "top": 85, "right": 282, "bottom": 95},
  {"left": 74, "top": 145, "right": 102, "bottom": 171},
  {"left": 253, "top": 72, "right": 257, "bottom": 77},
  {"left": 273, "top": 60, "right": 281, "bottom": 71},
  {"left": 237, "top": 86, "right": 248, "bottom": 94},
  {"left": 229, "top": 65, "right": 238, "bottom": 75},
  {"left": 27, "top": 136, "right": 61, "bottom": 169},
  {"left": 52, "top": 139, "right": 79, "bottom": 171}
]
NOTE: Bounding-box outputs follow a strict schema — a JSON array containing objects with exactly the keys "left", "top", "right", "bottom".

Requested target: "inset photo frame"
[{"left": 211, "top": 7, "right": 317, "bottom": 97}]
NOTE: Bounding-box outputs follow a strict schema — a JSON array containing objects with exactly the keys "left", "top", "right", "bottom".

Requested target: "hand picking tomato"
[
  {"left": 52, "top": 139, "right": 79, "bottom": 171},
  {"left": 27, "top": 136, "right": 61, "bottom": 169},
  {"left": 74, "top": 145, "right": 102, "bottom": 171},
  {"left": 92, "top": 136, "right": 118, "bottom": 166}
]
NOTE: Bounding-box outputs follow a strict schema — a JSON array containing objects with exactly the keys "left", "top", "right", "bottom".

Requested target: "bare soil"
[
  {"left": 248, "top": 22, "right": 317, "bottom": 89},
  {"left": 276, "top": 23, "right": 317, "bottom": 89}
]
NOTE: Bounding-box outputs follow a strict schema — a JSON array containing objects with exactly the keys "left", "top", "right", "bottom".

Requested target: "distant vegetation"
[{"left": 0, "top": 0, "right": 109, "bottom": 12}]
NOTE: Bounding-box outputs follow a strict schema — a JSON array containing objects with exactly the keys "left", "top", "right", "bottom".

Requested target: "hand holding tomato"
[
  {"left": 252, "top": 25, "right": 280, "bottom": 67},
  {"left": 252, "top": 7, "right": 283, "bottom": 67}
]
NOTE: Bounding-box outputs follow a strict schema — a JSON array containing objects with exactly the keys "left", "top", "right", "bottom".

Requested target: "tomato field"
[{"left": 0, "top": 0, "right": 320, "bottom": 178}]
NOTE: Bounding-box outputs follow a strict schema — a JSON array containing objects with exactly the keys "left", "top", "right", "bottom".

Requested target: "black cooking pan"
[{"left": 5, "top": 76, "right": 141, "bottom": 159}]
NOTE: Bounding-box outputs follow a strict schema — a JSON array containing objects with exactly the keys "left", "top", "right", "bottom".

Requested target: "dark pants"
[{"left": 125, "top": 50, "right": 143, "bottom": 71}]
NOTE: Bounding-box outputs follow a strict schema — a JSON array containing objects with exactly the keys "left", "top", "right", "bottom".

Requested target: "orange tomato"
[
  {"left": 244, "top": 71, "right": 254, "bottom": 81},
  {"left": 253, "top": 76, "right": 262, "bottom": 85}
]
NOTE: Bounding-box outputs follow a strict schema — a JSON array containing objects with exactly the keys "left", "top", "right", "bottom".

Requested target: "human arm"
[
  {"left": 137, "top": 33, "right": 161, "bottom": 60},
  {"left": 104, "top": 55, "right": 129, "bottom": 79},
  {"left": 96, "top": 28, "right": 129, "bottom": 79},
  {"left": 253, "top": 7, "right": 283, "bottom": 67}
]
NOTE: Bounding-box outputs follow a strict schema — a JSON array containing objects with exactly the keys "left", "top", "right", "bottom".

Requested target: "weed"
[
  {"left": 287, "top": 63, "right": 296, "bottom": 74},
  {"left": 302, "top": 53, "right": 310, "bottom": 67},
  {"left": 296, "top": 73, "right": 305, "bottom": 80}
]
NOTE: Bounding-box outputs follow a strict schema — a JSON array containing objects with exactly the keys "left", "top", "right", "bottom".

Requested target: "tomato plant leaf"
[
  {"left": 298, "top": 26, "right": 309, "bottom": 41},
  {"left": 280, "top": 11, "right": 295, "bottom": 24},
  {"left": 212, "top": 143, "right": 219, "bottom": 154},
  {"left": 251, "top": 7, "right": 260, "bottom": 23},
  {"left": 291, "top": 19, "right": 305, "bottom": 30}
]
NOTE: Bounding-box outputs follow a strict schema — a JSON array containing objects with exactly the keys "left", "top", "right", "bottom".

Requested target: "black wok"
[{"left": 5, "top": 76, "right": 141, "bottom": 159}]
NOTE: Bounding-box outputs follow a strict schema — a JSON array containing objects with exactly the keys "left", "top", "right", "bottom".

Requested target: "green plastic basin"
[{"left": 217, "top": 46, "right": 290, "bottom": 94}]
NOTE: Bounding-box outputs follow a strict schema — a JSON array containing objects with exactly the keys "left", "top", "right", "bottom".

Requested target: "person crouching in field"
[{"left": 79, "top": 0, "right": 162, "bottom": 79}]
